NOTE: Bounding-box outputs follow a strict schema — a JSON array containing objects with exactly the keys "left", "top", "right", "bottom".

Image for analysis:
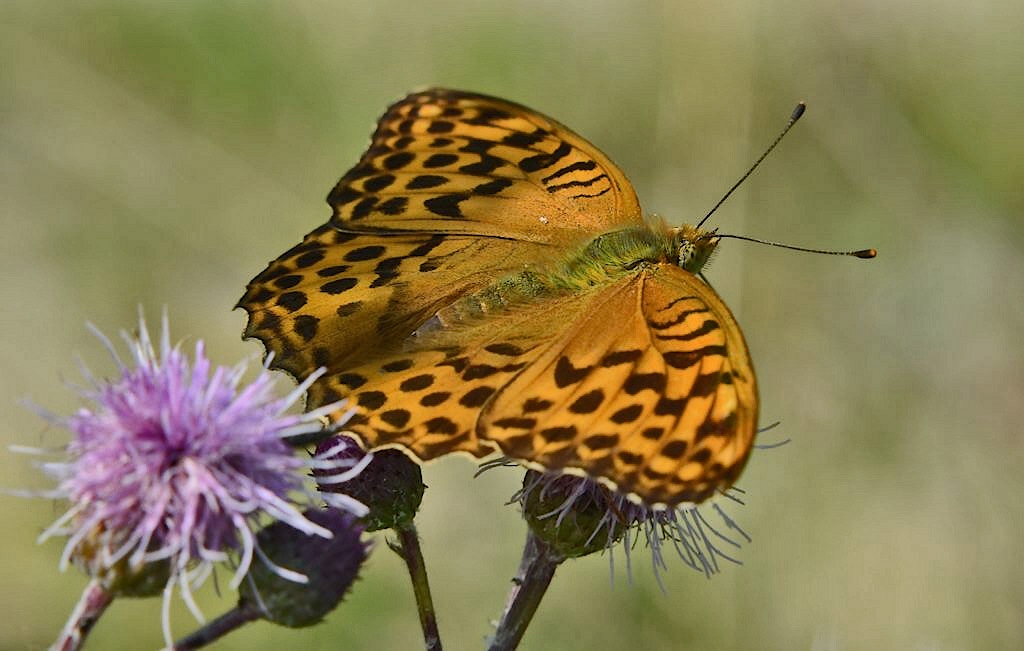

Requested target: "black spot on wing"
[
  {"left": 484, "top": 343, "right": 524, "bottom": 357},
  {"left": 273, "top": 275, "right": 302, "bottom": 289},
  {"left": 276, "top": 291, "right": 307, "bottom": 311},
  {"left": 649, "top": 305, "right": 712, "bottom": 329},
  {"left": 493, "top": 416, "right": 537, "bottom": 430},
  {"left": 399, "top": 374, "right": 434, "bottom": 391},
  {"left": 568, "top": 187, "right": 611, "bottom": 200},
  {"left": 689, "top": 448, "right": 712, "bottom": 464},
  {"left": 293, "top": 315, "right": 319, "bottom": 342},
  {"left": 380, "top": 409, "right": 412, "bottom": 429},
  {"left": 609, "top": 404, "right": 643, "bottom": 424},
  {"left": 357, "top": 391, "right": 387, "bottom": 410},
  {"left": 662, "top": 345, "right": 727, "bottom": 370},
  {"left": 460, "top": 386, "right": 496, "bottom": 408},
  {"left": 553, "top": 356, "right": 592, "bottom": 388},
  {"left": 423, "top": 153, "right": 458, "bottom": 168},
  {"left": 616, "top": 450, "right": 643, "bottom": 467},
  {"left": 601, "top": 349, "right": 643, "bottom": 366},
  {"left": 406, "top": 175, "right": 449, "bottom": 190},
  {"left": 655, "top": 319, "right": 720, "bottom": 341},
  {"left": 345, "top": 245, "right": 386, "bottom": 262},
  {"left": 660, "top": 439, "right": 688, "bottom": 459},
  {"left": 624, "top": 372, "right": 667, "bottom": 394},
  {"left": 295, "top": 250, "right": 326, "bottom": 268},
  {"left": 546, "top": 174, "right": 608, "bottom": 193},
  {"left": 654, "top": 396, "right": 687, "bottom": 416},
  {"left": 583, "top": 433, "right": 618, "bottom": 449},
  {"left": 336, "top": 373, "right": 367, "bottom": 390},
  {"left": 382, "top": 151, "right": 415, "bottom": 170},
  {"left": 539, "top": 425, "right": 578, "bottom": 443},
  {"left": 424, "top": 416, "right": 458, "bottom": 435},
  {"left": 382, "top": 359, "right": 415, "bottom": 373},
  {"left": 502, "top": 130, "right": 547, "bottom": 148},
  {"left": 363, "top": 174, "right": 395, "bottom": 192},
  {"left": 321, "top": 278, "right": 358, "bottom": 295},
  {"left": 473, "top": 178, "right": 514, "bottom": 196},
  {"left": 522, "top": 397, "right": 553, "bottom": 413},
  {"left": 569, "top": 389, "right": 605, "bottom": 414},
  {"left": 377, "top": 196, "right": 408, "bottom": 215},
  {"left": 424, "top": 193, "right": 469, "bottom": 218},
  {"left": 349, "top": 196, "right": 378, "bottom": 220},
  {"left": 420, "top": 391, "right": 450, "bottom": 407},
  {"left": 427, "top": 120, "right": 455, "bottom": 134},
  {"left": 519, "top": 141, "right": 573, "bottom": 173},
  {"left": 542, "top": 160, "right": 597, "bottom": 183},
  {"left": 336, "top": 301, "right": 363, "bottom": 317}
]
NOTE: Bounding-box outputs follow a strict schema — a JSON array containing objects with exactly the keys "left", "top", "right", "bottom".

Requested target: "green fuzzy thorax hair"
[
  {"left": 439, "top": 220, "right": 720, "bottom": 326},
  {"left": 547, "top": 220, "right": 719, "bottom": 291}
]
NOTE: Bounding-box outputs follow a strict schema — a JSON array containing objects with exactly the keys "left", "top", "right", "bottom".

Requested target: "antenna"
[
  {"left": 697, "top": 102, "right": 806, "bottom": 229},
  {"left": 711, "top": 233, "right": 877, "bottom": 259}
]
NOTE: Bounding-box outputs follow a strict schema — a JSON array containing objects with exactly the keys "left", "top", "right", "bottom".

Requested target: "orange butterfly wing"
[
  {"left": 239, "top": 88, "right": 642, "bottom": 381},
  {"left": 310, "top": 259, "right": 757, "bottom": 507},
  {"left": 477, "top": 264, "right": 757, "bottom": 506}
]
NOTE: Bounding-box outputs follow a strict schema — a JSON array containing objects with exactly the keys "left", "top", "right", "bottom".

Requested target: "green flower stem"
[
  {"left": 52, "top": 578, "right": 114, "bottom": 651},
  {"left": 172, "top": 603, "right": 261, "bottom": 650},
  {"left": 392, "top": 522, "right": 442, "bottom": 651},
  {"left": 488, "top": 531, "right": 563, "bottom": 651}
]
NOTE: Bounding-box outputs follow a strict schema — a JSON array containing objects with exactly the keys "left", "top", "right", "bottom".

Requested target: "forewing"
[
  {"left": 238, "top": 224, "right": 543, "bottom": 379},
  {"left": 478, "top": 265, "right": 758, "bottom": 507},
  {"left": 239, "top": 87, "right": 642, "bottom": 379},
  {"left": 327, "top": 88, "right": 643, "bottom": 244}
]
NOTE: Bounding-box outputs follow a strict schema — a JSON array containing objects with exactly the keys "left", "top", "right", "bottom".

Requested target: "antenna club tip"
[
  {"left": 855, "top": 248, "right": 878, "bottom": 259},
  {"left": 791, "top": 102, "right": 806, "bottom": 121}
]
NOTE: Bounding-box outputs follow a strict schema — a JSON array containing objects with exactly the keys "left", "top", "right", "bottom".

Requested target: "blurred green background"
[{"left": 2, "top": 1, "right": 1022, "bottom": 649}]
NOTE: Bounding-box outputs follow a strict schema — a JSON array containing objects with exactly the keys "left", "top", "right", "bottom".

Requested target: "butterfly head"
[{"left": 673, "top": 225, "right": 719, "bottom": 274}]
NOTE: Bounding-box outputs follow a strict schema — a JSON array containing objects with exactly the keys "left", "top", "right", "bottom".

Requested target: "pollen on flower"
[{"left": 20, "top": 312, "right": 368, "bottom": 642}]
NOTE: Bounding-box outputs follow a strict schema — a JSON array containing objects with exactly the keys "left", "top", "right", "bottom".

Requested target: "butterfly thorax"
[
  {"left": 547, "top": 221, "right": 719, "bottom": 289},
  {"left": 436, "top": 221, "right": 719, "bottom": 328}
]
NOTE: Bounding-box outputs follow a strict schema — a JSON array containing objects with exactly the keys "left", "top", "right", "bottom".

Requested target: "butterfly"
[{"left": 238, "top": 88, "right": 757, "bottom": 508}]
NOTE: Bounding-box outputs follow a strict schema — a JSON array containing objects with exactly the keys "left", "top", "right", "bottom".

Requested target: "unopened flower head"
[
  {"left": 239, "top": 508, "right": 371, "bottom": 628},
  {"left": 512, "top": 468, "right": 752, "bottom": 582},
  {"left": 313, "top": 435, "right": 425, "bottom": 532},
  {"left": 23, "top": 313, "right": 367, "bottom": 637}
]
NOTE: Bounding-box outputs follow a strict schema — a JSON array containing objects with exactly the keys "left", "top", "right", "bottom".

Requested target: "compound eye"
[{"left": 678, "top": 243, "right": 694, "bottom": 267}]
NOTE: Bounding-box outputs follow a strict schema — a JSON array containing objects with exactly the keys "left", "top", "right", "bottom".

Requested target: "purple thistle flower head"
[
  {"left": 25, "top": 312, "right": 368, "bottom": 638},
  {"left": 510, "top": 467, "right": 753, "bottom": 582}
]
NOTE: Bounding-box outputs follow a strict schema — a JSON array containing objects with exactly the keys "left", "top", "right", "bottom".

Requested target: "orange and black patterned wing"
[
  {"left": 476, "top": 265, "right": 758, "bottom": 507},
  {"left": 304, "top": 286, "right": 609, "bottom": 459},
  {"left": 239, "top": 88, "right": 643, "bottom": 380},
  {"left": 307, "top": 263, "right": 757, "bottom": 507},
  {"left": 239, "top": 226, "right": 542, "bottom": 379},
  {"left": 327, "top": 88, "right": 643, "bottom": 244}
]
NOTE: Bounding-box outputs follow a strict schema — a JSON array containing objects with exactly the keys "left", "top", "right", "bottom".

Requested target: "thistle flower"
[
  {"left": 489, "top": 469, "right": 754, "bottom": 650},
  {"left": 313, "top": 436, "right": 441, "bottom": 649},
  {"left": 513, "top": 469, "right": 751, "bottom": 580},
  {"left": 22, "top": 312, "right": 368, "bottom": 645}
]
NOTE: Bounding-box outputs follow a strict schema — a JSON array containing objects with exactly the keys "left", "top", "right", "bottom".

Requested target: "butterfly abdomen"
[{"left": 434, "top": 270, "right": 552, "bottom": 327}]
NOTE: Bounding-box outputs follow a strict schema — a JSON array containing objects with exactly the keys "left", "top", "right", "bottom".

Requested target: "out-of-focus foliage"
[{"left": 2, "top": 1, "right": 1021, "bottom": 649}]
